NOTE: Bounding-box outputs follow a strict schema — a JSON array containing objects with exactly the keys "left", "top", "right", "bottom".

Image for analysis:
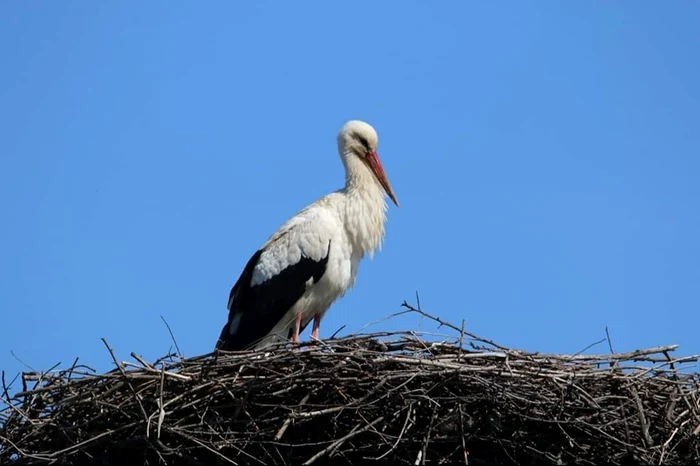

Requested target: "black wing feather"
[{"left": 216, "top": 241, "right": 331, "bottom": 351}]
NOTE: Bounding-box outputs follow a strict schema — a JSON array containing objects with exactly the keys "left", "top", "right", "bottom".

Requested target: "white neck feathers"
[{"left": 338, "top": 152, "right": 388, "bottom": 258}]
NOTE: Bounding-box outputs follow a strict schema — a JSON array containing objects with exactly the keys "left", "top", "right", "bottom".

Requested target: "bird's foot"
[
  {"left": 309, "top": 314, "right": 323, "bottom": 347},
  {"left": 290, "top": 312, "right": 303, "bottom": 347},
  {"left": 312, "top": 314, "right": 322, "bottom": 338}
]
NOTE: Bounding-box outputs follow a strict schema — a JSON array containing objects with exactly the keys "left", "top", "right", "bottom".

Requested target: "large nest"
[{"left": 1, "top": 304, "right": 700, "bottom": 465}]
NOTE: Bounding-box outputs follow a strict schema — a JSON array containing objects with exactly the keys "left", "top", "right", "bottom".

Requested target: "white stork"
[{"left": 215, "top": 120, "right": 399, "bottom": 351}]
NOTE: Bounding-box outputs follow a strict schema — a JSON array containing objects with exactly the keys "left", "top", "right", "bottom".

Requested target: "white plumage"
[{"left": 215, "top": 120, "right": 399, "bottom": 351}]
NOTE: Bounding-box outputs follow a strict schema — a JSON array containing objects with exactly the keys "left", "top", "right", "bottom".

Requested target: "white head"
[{"left": 337, "top": 120, "right": 399, "bottom": 207}]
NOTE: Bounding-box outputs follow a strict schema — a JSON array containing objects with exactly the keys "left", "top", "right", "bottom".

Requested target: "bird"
[{"left": 215, "top": 119, "right": 399, "bottom": 352}]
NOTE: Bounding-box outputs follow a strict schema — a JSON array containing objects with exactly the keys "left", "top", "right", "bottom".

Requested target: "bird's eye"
[{"left": 357, "top": 135, "right": 370, "bottom": 151}]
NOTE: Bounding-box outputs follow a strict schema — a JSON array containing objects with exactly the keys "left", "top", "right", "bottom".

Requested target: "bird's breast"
[
  {"left": 342, "top": 193, "right": 388, "bottom": 259},
  {"left": 324, "top": 234, "right": 355, "bottom": 293}
]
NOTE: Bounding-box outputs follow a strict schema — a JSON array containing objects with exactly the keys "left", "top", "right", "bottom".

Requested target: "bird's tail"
[{"left": 215, "top": 321, "right": 287, "bottom": 352}]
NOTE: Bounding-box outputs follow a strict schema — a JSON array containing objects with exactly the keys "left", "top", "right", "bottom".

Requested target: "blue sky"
[{"left": 1, "top": 2, "right": 699, "bottom": 387}]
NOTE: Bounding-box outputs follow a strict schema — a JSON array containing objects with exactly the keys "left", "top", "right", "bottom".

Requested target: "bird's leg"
[
  {"left": 291, "top": 312, "right": 302, "bottom": 344},
  {"left": 311, "top": 314, "right": 321, "bottom": 341}
]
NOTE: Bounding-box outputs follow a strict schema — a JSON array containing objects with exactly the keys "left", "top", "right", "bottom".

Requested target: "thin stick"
[
  {"left": 303, "top": 416, "right": 385, "bottom": 464},
  {"left": 161, "top": 315, "right": 183, "bottom": 359},
  {"left": 376, "top": 405, "right": 413, "bottom": 460},
  {"left": 101, "top": 338, "right": 148, "bottom": 422},
  {"left": 275, "top": 392, "right": 310, "bottom": 440},
  {"left": 606, "top": 326, "right": 615, "bottom": 354},
  {"left": 630, "top": 385, "right": 654, "bottom": 447}
]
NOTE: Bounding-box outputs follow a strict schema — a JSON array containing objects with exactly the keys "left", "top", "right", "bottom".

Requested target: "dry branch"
[{"left": 1, "top": 306, "right": 700, "bottom": 465}]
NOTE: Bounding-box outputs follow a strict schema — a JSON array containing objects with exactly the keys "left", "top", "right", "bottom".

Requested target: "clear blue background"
[{"left": 1, "top": 2, "right": 699, "bottom": 389}]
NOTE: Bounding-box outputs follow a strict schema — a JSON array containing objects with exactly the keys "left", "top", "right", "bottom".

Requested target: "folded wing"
[{"left": 215, "top": 210, "right": 335, "bottom": 351}]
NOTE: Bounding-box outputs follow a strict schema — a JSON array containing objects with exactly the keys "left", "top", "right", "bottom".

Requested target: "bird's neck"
[{"left": 340, "top": 153, "right": 389, "bottom": 258}]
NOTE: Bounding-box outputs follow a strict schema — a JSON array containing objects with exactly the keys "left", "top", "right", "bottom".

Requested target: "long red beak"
[{"left": 366, "top": 150, "right": 399, "bottom": 207}]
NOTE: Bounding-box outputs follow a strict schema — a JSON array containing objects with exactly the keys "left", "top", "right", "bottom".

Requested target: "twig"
[
  {"left": 330, "top": 325, "right": 346, "bottom": 339},
  {"left": 458, "top": 319, "right": 466, "bottom": 363},
  {"left": 47, "top": 422, "right": 140, "bottom": 458},
  {"left": 303, "top": 416, "right": 386, "bottom": 464},
  {"left": 566, "top": 338, "right": 608, "bottom": 361},
  {"left": 10, "top": 350, "right": 39, "bottom": 374},
  {"left": 458, "top": 403, "right": 469, "bottom": 465},
  {"left": 399, "top": 300, "right": 510, "bottom": 351},
  {"left": 293, "top": 405, "right": 348, "bottom": 419},
  {"left": 421, "top": 403, "right": 439, "bottom": 464},
  {"left": 1, "top": 370, "right": 17, "bottom": 404},
  {"left": 606, "top": 326, "right": 615, "bottom": 354},
  {"left": 275, "top": 391, "right": 310, "bottom": 440},
  {"left": 131, "top": 352, "right": 156, "bottom": 370},
  {"left": 376, "top": 404, "right": 414, "bottom": 460},
  {"left": 630, "top": 385, "right": 654, "bottom": 447},
  {"left": 0, "top": 434, "right": 52, "bottom": 461},
  {"left": 161, "top": 315, "right": 183, "bottom": 359},
  {"left": 157, "top": 364, "right": 167, "bottom": 438},
  {"left": 170, "top": 428, "right": 238, "bottom": 464},
  {"left": 101, "top": 337, "right": 149, "bottom": 422}
]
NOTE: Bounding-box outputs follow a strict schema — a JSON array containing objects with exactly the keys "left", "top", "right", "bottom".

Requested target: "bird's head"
[{"left": 337, "top": 120, "right": 399, "bottom": 207}]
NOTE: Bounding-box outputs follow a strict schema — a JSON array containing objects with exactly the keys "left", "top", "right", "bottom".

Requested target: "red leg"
[
  {"left": 291, "top": 312, "right": 302, "bottom": 343},
  {"left": 311, "top": 314, "right": 321, "bottom": 340}
]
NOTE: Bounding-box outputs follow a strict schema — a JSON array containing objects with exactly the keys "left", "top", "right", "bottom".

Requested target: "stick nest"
[{"left": 2, "top": 306, "right": 700, "bottom": 465}]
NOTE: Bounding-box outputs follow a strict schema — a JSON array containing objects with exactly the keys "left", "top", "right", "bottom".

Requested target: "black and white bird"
[{"left": 215, "top": 120, "right": 399, "bottom": 351}]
